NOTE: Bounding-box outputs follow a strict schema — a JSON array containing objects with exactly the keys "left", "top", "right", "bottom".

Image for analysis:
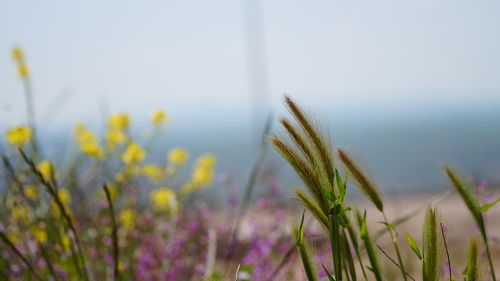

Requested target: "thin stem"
[
  {"left": 103, "top": 184, "right": 120, "bottom": 281},
  {"left": 484, "top": 240, "right": 497, "bottom": 281},
  {"left": 23, "top": 79, "right": 39, "bottom": 159},
  {"left": 328, "top": 214, "right": 342, "bottom": 281},
  {"left": 376, "top": 244, "right": 416, "bottom": 281},
  {"left": 440, "top": 223, "right": 452, "bottom": 281},
  {"left": 266, "top": 244, "right": 295, "bottom": 281},
  {"left": 382, "top": 212, "right": 408, "bottom": 281},
  {"left": 0, "top": 231, "right": 44, "bottom": 281},
  {"left": 19, "top": 149, "right": 90, "bottom": 281}
]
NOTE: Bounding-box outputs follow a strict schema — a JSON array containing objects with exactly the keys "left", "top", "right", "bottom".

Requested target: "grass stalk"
[
  {"left": 0, "top": 231, "right": 43, "bottom": 281},
  {"left": 19, "top": 149, "right": 90, "bottom": 281},
  {"left": 444, "top": 166, "right": 496, "bottom": 281},
  {"left": 464, "top": 239, "right": 479, "bottom": 281},
  {"left": 292, "top": 213, "right": 319, "bottom": 281},
  {"left": 103, "top": 184, "right": 120, "bottom": 281}
]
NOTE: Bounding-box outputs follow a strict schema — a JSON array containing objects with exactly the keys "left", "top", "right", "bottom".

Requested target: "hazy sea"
[{"left": 38, "top": 103, "right": 500, "bottom": 198}]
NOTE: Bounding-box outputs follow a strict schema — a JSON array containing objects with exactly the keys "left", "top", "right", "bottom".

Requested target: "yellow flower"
[
  {"left": 61, "top": 234, "right": 71, "bottom": 251},
  {"left": 37, "top": 160, "right": 54, "bottom": 182},
  {"left": 74, "top": 122, "right": 86, "bottom": 134},
  {"left": 12, "top": 46, "right": 24, "bottom": 62},
  {"left": 151, "top": 110, "right": 168, "bottom": 125},
  {"left": 51, "top": 200, "right": 72, "bottom": 218},
  {"left": 57, "top": 188, "right": 71, "bottom": 205},
  {"left": 106, "top": 129, "right": 126, "bottom": 149},
  {"left": 17, "top": 64, "right": 29, "bottom": 79},
  {"left": 192, "top": 167, "right": 214, "bottom": 186},
  {"left": 122, "top": 142, "right": 146, "bottom": 164},
  {"left": 7, "top": 232, "right": 19, "bottom": 244},
  {"left": 188, "top": 153, "right": 216, "bottom": 188},
  {"left": 119, "top": 208, "right": 137, "bottom": 229},
  {"left": 114, "top": 171, "right": 126, "bottom": 183},
  {"left": 6, "top": 126, "right": 32, "bottom": 147},
  {"left": 180, "top": 181, "right": 197, "bottom": 195},
  {"left": 142, "top": 164, "right": 163, "bottom": 183},
  {"left": 12, "top": 205, "right": 29, "bottom": 222},
  {"left": 108, "top": 113, "right": 130, "bottom": 131},
  {"left": 149, "top": 188, "right": 178, "bottom": 212},
  {"left": 24, "top": 185, "right": 39, "bottom": 200},
  {"left": 74, "top": 124, "right": 103, "bottom": 158},
  {"left": 195, "top": 153, "right": 216, "bottom": 168},
  {"left": 107, "top": 185, "right": 119, "bottom": 200},
  {"left": 81, "top": 142, "right": 103, "bottom": 157},
  {"left": 32, "top": 227, "right": 47, "bottom": 243},
  {"left": 168, "top": 147, "right": 189, "bottom": 166}
]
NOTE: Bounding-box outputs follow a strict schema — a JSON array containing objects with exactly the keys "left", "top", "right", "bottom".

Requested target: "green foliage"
[
  {"left": 444, "top": 166, "right": 496, "bottom": 281},
  {"left": 405, "top": 232, "right": 422, "bottom": 260},
  {"left": 292, "top": 212, "right": 319, "bottom": 281},
  {"left": 356, "top": 210, "right": 383, "bottom": 281},
  {"left": 480, "top": 198, "right": 500, "bottom": 212}
]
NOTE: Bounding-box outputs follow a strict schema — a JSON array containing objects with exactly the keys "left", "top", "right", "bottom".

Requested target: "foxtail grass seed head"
[
  {"left": 422, "top": 207, "right": 443, "bottom": 281},
  {"left": 338, "top": 148, "right": 383, "bottom": 212},
  {"left": 464, "top": 238, "right": 479, "bottom": 281},
  {"left": 443, "top": 166, "right": 483, "bottom": 229},
  {"left": 283, "top": 96, "right": 335, "bottom": 185}
]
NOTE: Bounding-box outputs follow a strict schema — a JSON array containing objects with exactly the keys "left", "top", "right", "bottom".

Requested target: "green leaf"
[
  {"left": 405, "top": 232, "right": 422, "bottom": 260},
  {"left": 335, "top": 168, "right": 346, "bottom": 201},
  {"left": 378, "top": 221, "right": 396, "bottom": 231},
  {"left": 322, "top": 264, "right": 336, "bottom": 281},
  {"left": 480, "top": 198, "right": 500, "bottom": 212}
]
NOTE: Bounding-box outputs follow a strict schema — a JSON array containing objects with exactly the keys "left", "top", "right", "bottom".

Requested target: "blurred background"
[{"left": 2, "top": 0, "right": 500, "bottom": 194}]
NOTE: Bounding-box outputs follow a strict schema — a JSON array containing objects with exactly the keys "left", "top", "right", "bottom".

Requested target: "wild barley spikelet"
[{"left": 338, "top": 148, "right": 383, "bottom": 212}]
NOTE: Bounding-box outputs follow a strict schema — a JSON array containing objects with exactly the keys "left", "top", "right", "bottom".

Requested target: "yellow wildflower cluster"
[
  {"left": 24, "top": 185, "right": 39, "bottom": 200},
  {"left": 105, "top": 113, "right": 129, "bottom": 150},
  {"left": 151, "top": 110, "right": 168, "bottom": 126},
  {"left": 61, "top": 234, "right": 72, "bottom": 251},
  {"left": 141, "top": 164, "right": 163, "bottom": 184},
  {"left": 6, "top": 126, "right": 32, "bottom": 147},
  {"left": 37, "top": 160, "right": 54, "bottom": 182},
  {"left": 12, "top": 46, "right": 29, "bottom": 80},
  {"left": 181, "top": 154, "right": 216, "bottom": 194},
  {"left": 12, "top": 205, "right": 30, "bottom": 223},
  {"left": 32, "top": 226, "right": 48, "bottom": 243},
  {"left": 168, "top": 147, "right": 189, "bottom": 166},
  {"left": 106, "top": 128, "right": 126, "bottom": 150},
  {"left": 119, "top": 208, "right": 137, "bottom": 229},
  {"left": 51, "top": 188, "right": 72, "bottom": 218},
  {"left": 74, "top": 123, "right": 103, "bottom": 158},
  {"left": 108, "top": 113, "right": 130, "bottom": 131},
  {"left": 122, "top": 142, "right": 146, "bottom": 164},
  {"left": 149, "top": 188, "right": 178, "bottom": 212}
]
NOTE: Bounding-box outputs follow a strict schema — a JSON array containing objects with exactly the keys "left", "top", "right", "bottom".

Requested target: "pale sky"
[{"left": 2, "top": 0, "right": 500, "bottom": 129}]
